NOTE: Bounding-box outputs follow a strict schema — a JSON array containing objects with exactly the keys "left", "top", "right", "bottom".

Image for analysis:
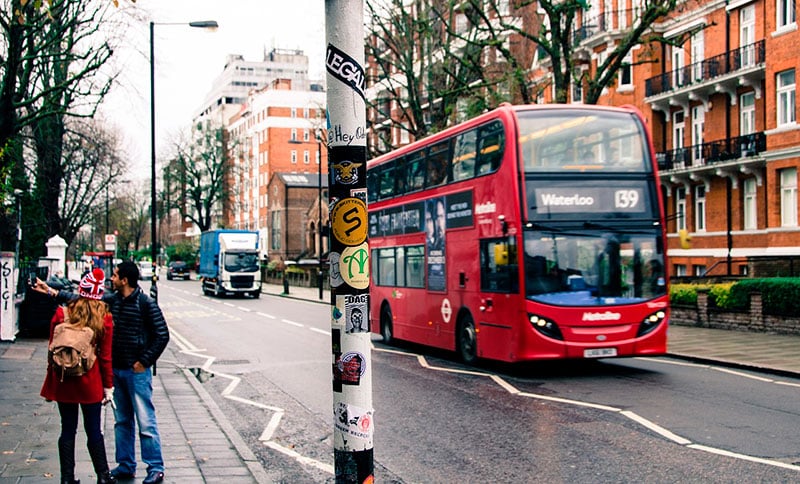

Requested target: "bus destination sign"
[{"left": 527, "top": 181, "right": 649, "bottom": 218}]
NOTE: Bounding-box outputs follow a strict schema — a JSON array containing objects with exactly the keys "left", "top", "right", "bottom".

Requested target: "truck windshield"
[
  {"left": 523, "top": 228, "right": 665, "bottom": 306},
  {"left": 224, "top": 253, "right": 259, "bottom": 272}
]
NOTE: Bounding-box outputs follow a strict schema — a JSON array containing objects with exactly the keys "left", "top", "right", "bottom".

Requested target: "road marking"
[
  {"left": 281, "top": 319, "right": 303, "bottom": 327},
  {"left": 712, "top": 367, "right": 774, "bottom": 382},
  {"left": 237, "top": 306, "right": 252, "bottom": 312},
  {"left": 375, "top": 346, "right": 800, "bottom": 472},
  {"left": 637, "top": 356, "right": 798, "bottom": 387},
  {"left": 264, "top": 441, "right": 334, "bottom": 474},
  {"left": 309, "top": 327, "right": 331, "bottom": 336},
  {"left": 257, "top": 312, "right": 276, "bottom": 319}
]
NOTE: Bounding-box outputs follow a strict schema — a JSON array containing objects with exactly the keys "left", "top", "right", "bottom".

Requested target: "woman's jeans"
[{"left": 112, "top": 368, "right": 164, "bottom": 474}]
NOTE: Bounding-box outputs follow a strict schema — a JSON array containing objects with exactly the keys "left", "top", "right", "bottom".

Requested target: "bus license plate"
[{"left": 584, "top": 348, "right": 617, "bottom": 358}]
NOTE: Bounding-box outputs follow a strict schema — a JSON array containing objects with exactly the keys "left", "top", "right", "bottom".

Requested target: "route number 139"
[{"left": 614, "top": 190, "right": 639, "bottom": 209}]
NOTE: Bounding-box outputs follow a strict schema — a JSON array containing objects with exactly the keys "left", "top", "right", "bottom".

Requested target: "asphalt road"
[{"left": 154, "top": 280, "right": 800, "bottom": 482}]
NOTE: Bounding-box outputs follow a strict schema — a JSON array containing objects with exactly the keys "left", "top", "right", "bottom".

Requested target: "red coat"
[{"left": 40, "top": 307, "right": 114, "bottom": 404}]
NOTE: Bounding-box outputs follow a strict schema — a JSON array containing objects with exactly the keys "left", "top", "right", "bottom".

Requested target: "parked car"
[
  {"left": 167, "top": 261, "right": 191, "bottom": 280},
  {"left": 138, "top": 261, "right": 154, "bottom": 280}
]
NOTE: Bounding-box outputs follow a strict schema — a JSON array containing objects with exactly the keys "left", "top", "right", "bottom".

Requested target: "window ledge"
[
  {"left": 771, "top": 23, "right": 798, "bottom": 37},
  {"left": 617, "top": 85, "right": 634, "bottom": 94},
  {"left": 765, "top": 122, "right": 799, "bottom": 135}
]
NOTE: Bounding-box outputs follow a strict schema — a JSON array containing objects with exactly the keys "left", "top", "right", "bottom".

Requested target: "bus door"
[{"left": 476, "top": 237, "right": 520, "bottom": 360}]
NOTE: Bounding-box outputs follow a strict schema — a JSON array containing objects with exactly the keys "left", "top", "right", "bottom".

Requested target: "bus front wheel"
[
  {"left": 380, "top": 304, "right": 394, "bottom": 344},
  {"left": 457, "top": 313, "right": 478, "bottom": 364}
]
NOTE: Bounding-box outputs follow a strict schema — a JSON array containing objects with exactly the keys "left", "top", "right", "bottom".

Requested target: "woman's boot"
[
  {"left": 58, "top": 437, "right": 80, "bottom": 484},
  {"left": 87, "top": 439, "right": 116, "bottom": 484}
]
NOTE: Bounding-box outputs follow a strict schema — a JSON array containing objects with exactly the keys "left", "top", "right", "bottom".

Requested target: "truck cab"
[{"left": 199, "top": 230, "right": 262, "bottom": 298}]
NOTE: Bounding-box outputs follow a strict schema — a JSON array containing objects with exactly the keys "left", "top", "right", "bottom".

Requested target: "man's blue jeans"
[{"left": 113, "top": 368, "right": 164, "bottom": 474}]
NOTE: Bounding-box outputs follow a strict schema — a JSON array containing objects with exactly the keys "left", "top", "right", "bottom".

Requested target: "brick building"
[
  {"left": 265, "top": 173, "right": 329, "bottom": 263},
  {"left": 365, "top": 0, "right": 800, "bottom": 278},
  {"left": 226, "top": 78, "right": 328, "bottom": 259}
]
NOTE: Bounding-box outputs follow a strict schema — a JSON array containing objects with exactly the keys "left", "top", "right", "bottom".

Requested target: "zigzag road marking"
[
  {"left": 375, "top": 346, "right": 800, "bottom": 472},
  {"left": 169, "top": 324, "right": 332, "bottom": 475}
]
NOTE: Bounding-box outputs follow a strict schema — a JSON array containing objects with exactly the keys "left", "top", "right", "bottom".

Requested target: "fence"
[{"left": 670, "top": 290, "right": 800, "bottom": 335}]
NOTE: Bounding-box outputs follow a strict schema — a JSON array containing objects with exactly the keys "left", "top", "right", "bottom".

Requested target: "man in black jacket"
[
  {"left": 37, "top": 261, "right": 169, "bottom": 483},
  {"left": 105, "top": 261, "right": 169, "bottom": 484}
]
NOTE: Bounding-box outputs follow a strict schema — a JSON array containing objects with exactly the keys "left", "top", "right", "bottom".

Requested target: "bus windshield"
[
  {"left": 223, "top": 252, "right": 259, "bottom": 272},
  {"left": 517, "top": 109, "right": 649, "bottom": 172},
  {"left": 523, "top": 229, "right": 666, "bottom": 306}
]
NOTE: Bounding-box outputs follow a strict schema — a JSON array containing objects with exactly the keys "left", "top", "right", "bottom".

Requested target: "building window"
[
  {"left": 777, "top": 0, "right": 796, "bottom": 29},
  {"left": 780, "top": 167, "right": 797, "bottom": 227},
  {"left": 271, "top": 211, "right": 281, "bottom": 250},
  {"left": 694, "top": 185, "right": 706, "bottom": 232},
  {"left": 304, "top": 150, "right": 310, "bottom": 164},
  {"left": 743, "top": 178, "right": 757, "bottom": 230},
  {"left": 303, "top": 129, "right": 310, "bottom": 142},
  {"left": 619, "top": 53, "right": 633, "bottom": 89},
  {"left": 777, "top": 69, "right": 796, "bottom": 127},
  {"left": 291, "top": 150, "right": 297, "bottom": 164},
  {"left": 676, "top": 187, "right": 686, "bottom": 231},
  {"left": 693, "top": 265, "right": 706, "bottom": 276},
  {"left": 316, "top": 150, "right": 320, "bottom": 164},
  {"left": 571, "top": 77, "right": 583, "bottom": 103},
  {"left": 675, "top": 264, "right": 686, "bottom": 276},
  {"left": 291, "top": 128, "right": 298, "bottom": 142},
  {"left": 291, "top": 107, "right": 297, "bottom": 118},
  {"left": 304, "top": 107, "right": 309, "bottom": 118},
  {"left": 740, "top": 5, "right": 756, "bottom": 67},
  {"left": 740, "top": 92, "right": 756, "bottom": 135}
]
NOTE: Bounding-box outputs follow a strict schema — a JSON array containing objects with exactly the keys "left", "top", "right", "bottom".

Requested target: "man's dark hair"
[{"left": 116, "top": 260, "right": 140, "bottom": 287}]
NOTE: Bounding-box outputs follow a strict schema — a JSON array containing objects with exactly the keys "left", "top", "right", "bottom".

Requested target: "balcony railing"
[
  {"left": 645, "top": 40, "right": 765, "bottom": 97},
  {"left": 573, "top": 9, "right": 637, "bottom": 46},
  {"left": 656, "top": 132, "right": 766, "bottom": 171}
]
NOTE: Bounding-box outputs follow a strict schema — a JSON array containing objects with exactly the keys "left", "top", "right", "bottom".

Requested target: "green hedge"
[{"left": 669, "top": 278, "right": 800, "bottom": 315}]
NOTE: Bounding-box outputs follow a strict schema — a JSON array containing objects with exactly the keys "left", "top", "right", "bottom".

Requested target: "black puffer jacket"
[
  {"left": 106, "top": 287, "right": 169, "bottom": 370},
  {"left": 56, "top": 286, "right": 169, "bottom": 370}
]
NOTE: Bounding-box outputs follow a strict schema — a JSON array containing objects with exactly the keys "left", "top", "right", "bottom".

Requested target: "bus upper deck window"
[
  {"left": 427, "top": 140, "right": 450, "bottom": 187},
  {"left": 452, "top": 129, "right": 477, "bottom": 181},
  {"left": 476, "top": 122, "right": 504, "bottom": 175}
]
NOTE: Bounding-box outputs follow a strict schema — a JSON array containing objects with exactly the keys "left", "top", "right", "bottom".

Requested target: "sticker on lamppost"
[
  {"left": 340, "top": 242, "right": 369, "bottom": 289},
  {"left": 331, "top": 197, "right": 367, "bottom": 246},
  {"left": 329, "top": 252, "right": 344, "bottom": 288}
]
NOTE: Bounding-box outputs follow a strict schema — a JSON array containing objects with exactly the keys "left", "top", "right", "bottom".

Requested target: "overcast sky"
[{"left": 100, "top": 0, "right": 327, "bottom": 181}]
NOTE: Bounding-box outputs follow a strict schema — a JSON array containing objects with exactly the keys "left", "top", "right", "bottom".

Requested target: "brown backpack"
[{"left": 48, "top": 308, "right": 97, "bottom": 381}]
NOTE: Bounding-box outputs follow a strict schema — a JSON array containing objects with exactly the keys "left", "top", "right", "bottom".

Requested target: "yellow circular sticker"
[{"left": 331, "top": 197, "right": 368, "bottom": 246}]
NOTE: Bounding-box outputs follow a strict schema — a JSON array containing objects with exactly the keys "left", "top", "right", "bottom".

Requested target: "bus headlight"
[
  {"left": 637, "top": 310, "right": 666, "bottom": 337},
  {"left": 528, "top": 313, "right": 564, "bottom": 341}
]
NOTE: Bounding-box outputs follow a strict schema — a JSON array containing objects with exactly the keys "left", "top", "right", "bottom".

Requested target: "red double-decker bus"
[{"left": 366, "top": 104, "right": 668, "bottom": 363}]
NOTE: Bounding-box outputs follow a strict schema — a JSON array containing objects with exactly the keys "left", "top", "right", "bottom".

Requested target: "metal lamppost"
[
  {"left": 150, "top": 19, "right": 218, "bottom": 298},
  {"left": 13, "top": 189, "right": 22, "bottom": 274}
]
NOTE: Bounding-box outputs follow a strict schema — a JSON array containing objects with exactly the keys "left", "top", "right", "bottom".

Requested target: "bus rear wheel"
[
  {"left": 457, "top": 314, "right": 477, "bottom": 364},
  {"left": 380, "top": 304, "right": 393, "bottom": 344}
]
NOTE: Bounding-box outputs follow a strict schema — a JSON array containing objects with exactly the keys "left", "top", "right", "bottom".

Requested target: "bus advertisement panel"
[{"left": 367, "top": 104, "right": 668, "bottom": 363}]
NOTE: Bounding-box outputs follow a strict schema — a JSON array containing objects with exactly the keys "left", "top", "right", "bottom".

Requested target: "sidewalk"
[{"left": 2, "top": 285, "right": 798, "bottom": 483}]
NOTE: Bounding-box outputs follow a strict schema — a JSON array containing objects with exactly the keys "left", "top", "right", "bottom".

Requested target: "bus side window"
[
  {"left": 367, "top": 171, "right": 379, "bottom": 203},
  {"left": 406, "top": 151, "right": 426, "bottom": 192},
  {"left": 452, "top": 129, "right": 477, "bottom": 182},
  {"left": 379, "top": 165, "right": 396, "bottom": 199},
  {"left": 476, "top": 122, "right": 504, "bottom": 175},
  {"left": 426, "top": 140, "right": 450, "bottom": 188},
  {"left": 395, "top": 157, "right": 407, "bottom": 195},
  {"left": 479, "top": 238, "right": 518, "bottom": 293}
]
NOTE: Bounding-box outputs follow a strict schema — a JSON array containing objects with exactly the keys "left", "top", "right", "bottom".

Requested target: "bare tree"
[
  {"left": 0, "top": 0, "right": 123, "bottom": 254},
  {"left": 52, "top": 118, "right": 127, "bottom": 244},
  {"left": 164, "top": 120, "right": 233, "bottom": 233}
]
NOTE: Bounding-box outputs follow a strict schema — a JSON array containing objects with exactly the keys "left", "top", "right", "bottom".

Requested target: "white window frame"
[
  {"left": 692, "top": 106, "right": 705, "bottom": 165},
  {"left": 740, "top": 5, "right": 756, "bottom": 67},
  {"left": 740, "top": 92, "right": 756, "bottom": 135},
  {"left": 676, "top": 187, "right": 687, "bottom": 231},
  {"left": 618, "top": 53, "right": 633, "bottom": 90},
  {"left": 291, "top": 107, "right": 297, "bottom": 118},
  {"left": 291, "top": 150, "right": 297, "bottom": 164},
  {"left": 694, "top": 184, "right": 706, "bottom": 232},
  {"left": 780, "top": 168, "right": 797, "bottom": 227},
  {"left": 777, "top": 69, "right": 796, "bottom": 127},
  {"left": 691, "top": 30, "right": 704, "bottom": 82},
  {"left": 304, "top": 150, "right": 310, "bottom": 164},
  {"left": 303, "top": 129, "right": 310, "bottom": 142},
  {"left": 743, "top": 178, "right": 757, "bottom": 230},
  {"left": 777, "top": 0, "right": 796, "bottom": 30},
  {"left": 291, "top": 128, "right": 298, "bottom": 141}
]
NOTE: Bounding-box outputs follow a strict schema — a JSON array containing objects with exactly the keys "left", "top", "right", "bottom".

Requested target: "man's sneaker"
[
  {"left": 142, "top": 471, "right": 164, "bottom": 484},
  {"left": 109, "top": 467, "right": 135, "bottom": 480}
]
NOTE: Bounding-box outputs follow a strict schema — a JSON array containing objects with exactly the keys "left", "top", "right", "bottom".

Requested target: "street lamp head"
[{"left": 188, "top": 20, "right": 218, "bottom": 30}]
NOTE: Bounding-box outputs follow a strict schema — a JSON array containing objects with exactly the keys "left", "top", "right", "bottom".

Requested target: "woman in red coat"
[{"left": 41, "top": 269, "right": 116, "bottom": 484}]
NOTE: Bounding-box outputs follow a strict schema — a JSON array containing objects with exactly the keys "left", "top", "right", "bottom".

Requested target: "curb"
[{"left": 666, "top": 352, "right": 800, "bottom": 379}]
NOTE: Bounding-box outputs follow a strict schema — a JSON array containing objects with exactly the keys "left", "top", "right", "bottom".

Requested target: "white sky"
[{"left": 100, "top": 0, "right": 327, "bottom": 182}]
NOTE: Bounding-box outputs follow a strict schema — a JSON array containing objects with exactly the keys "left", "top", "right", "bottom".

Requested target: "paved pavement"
[{"left": 1, "top": 282, "right": 798, "bottom": 483}]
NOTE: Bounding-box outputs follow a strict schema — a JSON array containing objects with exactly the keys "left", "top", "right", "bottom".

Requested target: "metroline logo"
[
  {"left": 582, "top": 311, "right": 622, "bottom": 321},
  {"left": 540, "top": 193, "right": 595, "bottom": 206}
]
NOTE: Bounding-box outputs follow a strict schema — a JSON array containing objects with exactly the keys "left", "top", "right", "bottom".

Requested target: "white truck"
[{"left": 199, "top": 230, "right": 262, "bottom": 298}]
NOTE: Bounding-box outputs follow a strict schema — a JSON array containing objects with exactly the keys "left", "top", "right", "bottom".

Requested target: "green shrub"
[
  {"left": 730, "top": 278, "right": 800, "bottom": 315},
  {"left": 669, "top": 284, "right": 703, "bottom": 305},
  {"left": 708, "top": 282, "right": 735, "bottom": 309}
]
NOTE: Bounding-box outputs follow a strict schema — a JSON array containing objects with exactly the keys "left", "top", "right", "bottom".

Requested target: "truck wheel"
[{"left": 253, "top": 291, "right": 261, "bottom": 299}]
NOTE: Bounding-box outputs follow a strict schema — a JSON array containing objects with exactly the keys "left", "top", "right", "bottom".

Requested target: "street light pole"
[
  {"left": 150, "top": 19, "right": 218, "bottom": 300},
  {"left": 317, "top": 129, "right": 324, "bottom": 300}
]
